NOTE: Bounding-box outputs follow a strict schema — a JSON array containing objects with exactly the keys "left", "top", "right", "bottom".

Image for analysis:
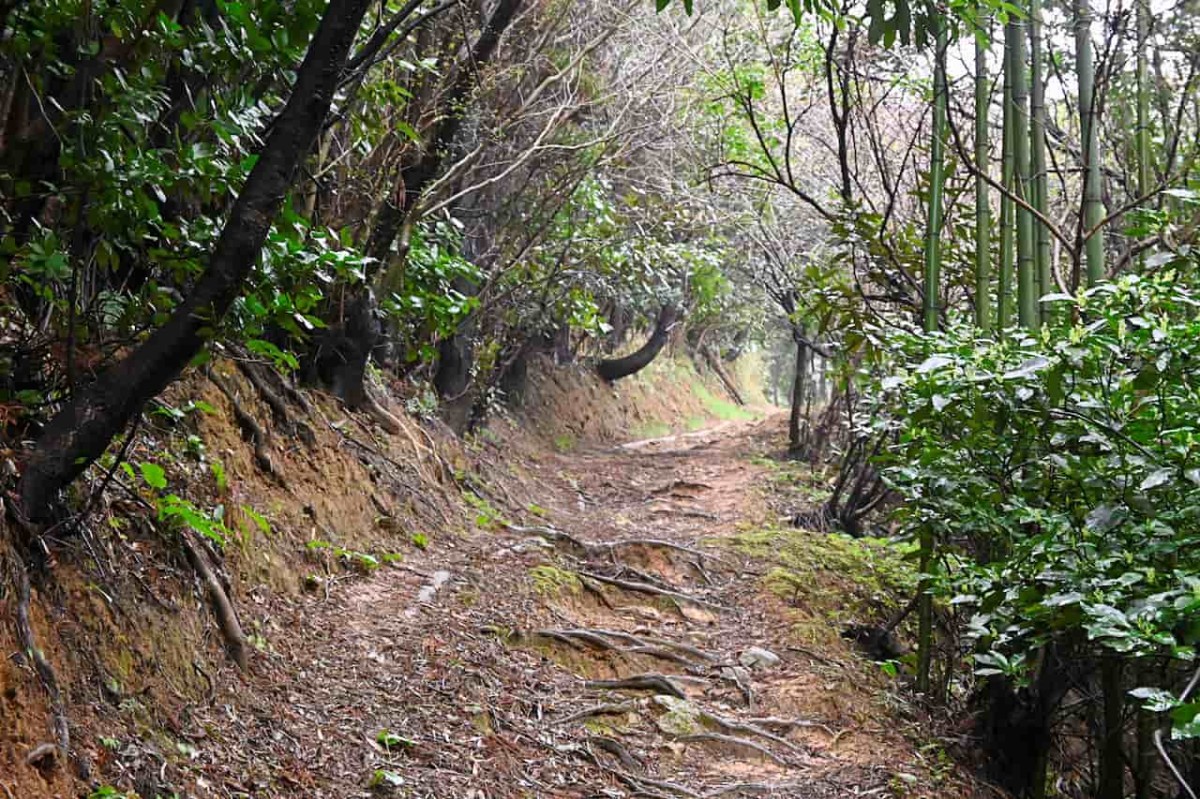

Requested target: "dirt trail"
[{"left": 170, "top": 415, "right": 979, "bottom": 799}]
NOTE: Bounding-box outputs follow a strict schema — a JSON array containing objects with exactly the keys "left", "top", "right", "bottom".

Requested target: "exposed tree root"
[
  {"left": 607, "top": 538, "right": 725, "bottom": 563},
  {"left": 649, "top": 480, "right": 714, "bottom": 496},
  {"left": 576, "top": 746, "right": 700, "bottom": 798},
  {"left": 534, "top": 628, "right": 707, "bottom": 668},
  {"left": 676, "top": 733, "right": 790, "bottom": 766},
  {"left": 207, "top": 369, "right": 280, "bottom": 481},
  {"left": 696, "top": 711, "right": 805, "bottom": 758},
  {"left": 583, "top": 628, "right": 715, "bottom": 663},
  {"left": 6, "top": 548, "right": 78, "bottom": 777},
  {"left": 361, "top": 391, "right": 403, "bottom": 434},
  {"left": 235, "top": 358, "right": 291, "bottom": 425},
  {"left": 578, "top": 574, "right": 617, "bottom": 609},
  {"left": 614, "top": 564, "right": 677, "bottom": 590},
  {"left": 650, "top": 506, "right": 720, "bottom": 521},
  {"left": 181, "top": 531, "right": 248, "bottom": 670},
  {"left": 623, "top": 645, "right": 694, "bottom": 667},
  {"left": 506, "top": 524, "right": 730, "bottom": 570},
  {"left": 506, "top": 524, "right": 595, "bottom": 558},
  {"left": 578, "top": 570, "right": 726, "bottom": 612},
  {"left": 552, "top": 701, "right": 638, "bottom": 726},
  {"left": 587, "top": 735, "right": 643, "bottom": 771},
  {"left": 586, "top": 673, "right": 688, "bottom": 699},
  {"left": 747, "top": 716, "right": 837, "bottom": 738}
]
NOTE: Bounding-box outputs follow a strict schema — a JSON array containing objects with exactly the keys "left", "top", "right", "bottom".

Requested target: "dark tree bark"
[
  {"left": 788, "top": 330, "right": 809, "bottom": 454},
  {"left": 17, "top": 0, "right": 374, "bottom": 522},
  {"left": 1098, "top": 658, "right": 1126, "bottom": 799},
  {"left": 596, "top": 305, "right": 679, "bottom": 382},
  {"left": 975, "top": 644, "right": 1072, "bottom": 798},
  {"left": 316, "top": 0, "right": 523, "bottom": 422},
  {"left": 365, "top": 0, "right": 525, "bottom": 266}
]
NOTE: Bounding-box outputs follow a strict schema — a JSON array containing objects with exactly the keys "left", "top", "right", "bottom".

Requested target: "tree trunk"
[
  {"left": 999, "top": 39, "right": 1016, "bottom": 329},
  {"left": 1076, "top": 0, "right": 1105, "bottom": 285},
  {"left": 1009, "top": 10, "right": 1038, "bottom": 329},
  {"left": 974, "top": 10, "right": 992, "bottom": 331},
  {"left": 324, "top": 0, "right": 524, "bottom": 418},
  {"left": 596, "top": 305, "right": 679, "bottom": 382},
  {"left": 788, "top": 335, "right": 808, "bottom": 454},
  {"left": 1029, "top": 0, "right": 1052, "bottom": 320},
  {"left": 922, "top": 19, "right": 948, "bottom": 333},
  {"left": 17, "top": 0, "right": 374, "bottom": 522},
  {"left": 367, "top": 0, "right": 525, "bottom": 271},
  {"left": 1098, "top": 658, "right": 1126, "bottom": 799},
  {"left": 1135, "top": 0, "right": 1151, "bottom": 269}
]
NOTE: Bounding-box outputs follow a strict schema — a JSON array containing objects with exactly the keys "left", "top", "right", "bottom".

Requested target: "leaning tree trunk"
[
  {"left": 974, "top": 7, "right": 992, "bottom": 332},
  {"left": 1076, "top": 0, "right": 1105, "bottom": 285},
  {"left": 596, "top": 305, "right": 679, "bottom": 382},
  {"left": 317, "top": 0, "right": 524, "bottom": 417},
  {"left": 788, "top": 334, "right": 809, "bottom": 454},
  {"left": 17, "top": 0, "right": 374, "bottom": 522}
]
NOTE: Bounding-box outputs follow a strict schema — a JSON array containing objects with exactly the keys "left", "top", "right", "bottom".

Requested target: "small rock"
[
  {"left": 510, "top": 537, "right": 555, "bottom": 554},
  {"left": 652, "top": 694, "right": 702, "bottom": 735},
  {"left": 405, "top": 570, "right": 452, "bottom": 617},
  {"left": 738, "top": 646, "right": 781, "bottom": 669}
]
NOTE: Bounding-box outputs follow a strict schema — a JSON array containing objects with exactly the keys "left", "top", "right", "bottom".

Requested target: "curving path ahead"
[{"left": 182, "top": 415, "right": 985, "bottom": 798}]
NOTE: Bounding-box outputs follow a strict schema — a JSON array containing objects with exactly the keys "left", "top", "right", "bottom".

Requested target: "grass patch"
[
  {"left": 529, "top": 565, "right": 583, "bottom": 596},
  {"left": 553, "top": 432, "right": 576, "bottom": 452},
  {"left": 693, "top": 382, "right": 755, "bottom": 421},
  {"left": 718, "top": 525, "right": 915, "bottom": 629},
  {"left": 685, "top": 416, "right": 707, "bottom": 431},
  {"left": 462, "top": 490, "right": 510, "bottom": 528},
  {"left": 634, "top": 420, "right": 673, "bottom": 439}
]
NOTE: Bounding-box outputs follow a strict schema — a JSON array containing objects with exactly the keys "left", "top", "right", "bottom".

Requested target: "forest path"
[{"left": 182, "top": 414, "right": 977, "bottom": 799}]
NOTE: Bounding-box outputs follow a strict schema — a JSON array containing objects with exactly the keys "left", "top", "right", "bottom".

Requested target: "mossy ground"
[
  {"left": 717, "top": 525, "right": 916, "bottom": 647},
  {"left": 528, "top": 564, "right": 583, "bottom": 596}
]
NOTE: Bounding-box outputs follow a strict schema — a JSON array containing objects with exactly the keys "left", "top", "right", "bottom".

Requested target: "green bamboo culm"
[
  {"left": 999, "top": 30, "right": 1015, "bottom": 331},
  {"left": 1135, "top": 0, "right": 1151, "bottom": 231},
  {"left": 1029, "top": 0, "right": 1052, "bottom": 317},
  {"left": 1076, "top": 0, "right": 1105, "bottom": 285},
  {"left": 915, "top": 19, "right": 949, "bottom": 697},
  {"left": 922, "top": 20, "right": 949, "bottom": 335},
  {"left": 974, "top": 10, "right": 992, "bottom": 331},
  {"left": 1008, "top": 13, "right": 1037, "bottom": 328}
]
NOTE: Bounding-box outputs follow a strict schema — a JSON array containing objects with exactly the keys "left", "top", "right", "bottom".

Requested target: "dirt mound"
[{"left": 519, "top": 353, "right": 762, "bottom": 449}]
